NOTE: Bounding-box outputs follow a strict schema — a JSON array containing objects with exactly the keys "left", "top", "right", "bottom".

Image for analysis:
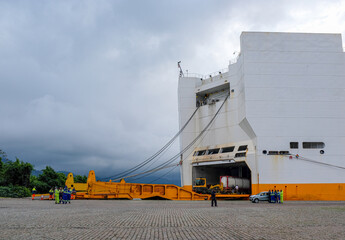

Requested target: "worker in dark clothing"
[
  {"left": 62, "top": 187, "right": 68, "bottom": 204},
  {"left": 72, "top": 187, "right": 76, "bottom": 200},
  {"left": 273, "top": 190, "right": 277, "bottom": 203},
  {"left": 59, "top": 187, "right": 63, "bottom": 203},
  {"left": 211, "top": 190, "right": 217, "bottom": 207},
  {"left": 67, "top": 188, "right": 71, "bottom": 203},
  {"left": 268, "top": 190, "right": 271, "bottom": 203},
  {"left": 270, "top": 190, "right": 275, "bottom": 203}
]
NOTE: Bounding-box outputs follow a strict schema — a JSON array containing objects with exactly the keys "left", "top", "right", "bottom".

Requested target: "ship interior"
[{"left": 192, "top": 162, "right": 252, "bottom": 194}]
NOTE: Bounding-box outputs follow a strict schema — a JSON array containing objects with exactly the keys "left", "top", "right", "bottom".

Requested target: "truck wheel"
[{"left": 254, "top": 198, "right": 259, "bottom": 203}]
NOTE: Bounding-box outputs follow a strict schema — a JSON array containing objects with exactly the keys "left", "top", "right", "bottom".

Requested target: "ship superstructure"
[{"left": 178, "top": 32, "right": 345, "bottom": 200}]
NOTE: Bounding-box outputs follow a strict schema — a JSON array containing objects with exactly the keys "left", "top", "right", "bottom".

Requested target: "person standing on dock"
[
  {"left": 211, "top": 190, "right": 217, "bottom": 207},
  {"left": 280, "top": 190, "right": 284, "bottom": 204},
  {"left": 31, "top": 187, "right": 37, "bottom": 200},
  {"left": 62, "top": 187, "right": 68, "bottom": 204},
  {"left": 71, "top": 187, "right": 76, "bottom": 200},
  {"left": 67, "top": 188, "right": 71, "bottom": 203},
  {"left": 276, "top": 190, "right": 281, "bottom": 203},
  {"left": 59, "top": 187, "right": 63, "bottom": 203},
  {"left": 49, "top": 188, "right": 54, "bottom": 200},
  {"left": 54, "top": 187, "right": 59, "bottom": 204},
  {"left": 270, "top": 190, "right": 275, "bottom": 203}
]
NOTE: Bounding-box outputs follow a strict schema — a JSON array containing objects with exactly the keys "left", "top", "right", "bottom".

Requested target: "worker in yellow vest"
[
  {"left": 32, "top": 187, "right": 37, "bottom": 200},
  {"left": 280, "top": 190, "right": 284, "bottom": 203},
  {"left": 49, "top": 188, "right": 54, "bottom": 200},
  {"left": 54, "top": 187, "right": 60, "bottom": 204}
]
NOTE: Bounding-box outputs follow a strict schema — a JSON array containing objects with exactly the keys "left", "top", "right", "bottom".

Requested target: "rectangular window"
[
  {"left": 290, "top": 142, "right": 298, "bottom": 149},
  {"left": 195, "top": 178, "right": 205, "bottom": 186},
  {"left": 221, "top": 146, "right": 235, "bottom": 153},
  {"left": 235, "top": 152, "right": 246, "bottom": 158},
  {"left": 238, "top": 145, "right": 248, "bottom": 151},
  {"left": 196, "top": 150, "right": 207, "bottom": 156},
  {"left": 303, "top": 142, "right": 325, "bottom": 149},
  {"left": 207, "top": 148, "right": 220, "bottom": 155}
]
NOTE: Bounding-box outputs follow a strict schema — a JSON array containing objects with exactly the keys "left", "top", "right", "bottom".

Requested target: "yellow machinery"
[
  {"left": 209, "top": 182, "right": 224, "bottom": 193},
  {"left": 193, "top": 178, "right": 208, "bottom": 193},
  {"left": 193, "top": 178, "right": 223, "bottom": 194},
  {"left": 65, "top": 170, "right": 209, "bottom": 200},
  {"left": 192, "top": 177, "right": 249, "bottom": 199}
]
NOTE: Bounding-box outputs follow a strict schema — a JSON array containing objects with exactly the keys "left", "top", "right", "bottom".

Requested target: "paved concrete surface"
[{"left": 0, "top": 198, "right": 344, "bottom": 240}]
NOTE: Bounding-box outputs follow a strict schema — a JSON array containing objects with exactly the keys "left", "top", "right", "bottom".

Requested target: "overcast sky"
[{"left": 1, "top": 0, "right": 345, "bottom": 181}]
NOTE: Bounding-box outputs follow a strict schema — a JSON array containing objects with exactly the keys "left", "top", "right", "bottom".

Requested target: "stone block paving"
[{"left": 0, "top": 198, "right": 345, "bottom": 239}]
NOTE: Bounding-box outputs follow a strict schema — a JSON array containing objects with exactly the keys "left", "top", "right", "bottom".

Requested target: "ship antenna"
[{"left": 177, "top": 61, "right": 184, "bottom": 77}]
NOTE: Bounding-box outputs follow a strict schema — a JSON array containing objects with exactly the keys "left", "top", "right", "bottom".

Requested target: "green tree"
[
  {"left": 0, "top": 150, "right": 7, "bottom": 185},
  {"left": 32, "top": 166, "right": 67, "bottom": 193},
  {"left": 74, "top": 174, "right": 87, "bottom": 183},
  {"left": 0, "top": 149, "right": 8, "bottom": 161},
  {"left": 57, "top": 172, "right": 67, "bottom": 186},
  {"left": 0, "top": 151, "right": 33, "bottom": 197},
  {"left": 0, "top": 185, "right": 31, "bottom": 198},
  {"left": 3, "top": 158, "right": 33, "bottom": 187},
  {"left": 0, "top": 158, "right": 3, "bottom": 185},
  {"left": 30, "top": 175, "right": 49, "bottom": 193}
]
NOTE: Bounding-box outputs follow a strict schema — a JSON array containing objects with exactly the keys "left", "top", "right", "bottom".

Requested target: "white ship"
[{"left": 178, "top": 32, "right": 345, "bottom": 200}]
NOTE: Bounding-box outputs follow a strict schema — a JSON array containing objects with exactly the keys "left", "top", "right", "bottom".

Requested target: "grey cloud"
[{"left": 1, "top": 0, "right": 344, "bottom": 180}]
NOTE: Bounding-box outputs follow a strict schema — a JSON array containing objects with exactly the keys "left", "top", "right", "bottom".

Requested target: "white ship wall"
[
  {"left": 178, "top": 60, "right": 255, "bottom": 187},
  {"left": 241, "top": 32, "right": 345, "bottom": 184},
  {"left": 178, "top": 32, "right": 345, "bottom": 199}
]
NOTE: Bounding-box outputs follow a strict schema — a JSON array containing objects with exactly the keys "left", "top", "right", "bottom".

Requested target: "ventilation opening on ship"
[
  {"left": 192, "top": 162, "right": 251, "bottom": 195},
  {"left": 196, "top": 82, "right": 230, "bottom": 107}
]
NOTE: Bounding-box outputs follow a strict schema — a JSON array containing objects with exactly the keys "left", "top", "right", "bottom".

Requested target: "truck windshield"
[{"left": 195, "top": 179, "right": 205, "bottom": 186}]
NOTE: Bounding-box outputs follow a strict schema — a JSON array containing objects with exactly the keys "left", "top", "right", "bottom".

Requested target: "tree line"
[{"left": 0, "top": 150, "right": 87, "bottom": 198}]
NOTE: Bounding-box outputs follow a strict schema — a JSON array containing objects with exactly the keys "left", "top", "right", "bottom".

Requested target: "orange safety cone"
[{"left": 32, "top": 194, "right": 35, "bottom": 200}]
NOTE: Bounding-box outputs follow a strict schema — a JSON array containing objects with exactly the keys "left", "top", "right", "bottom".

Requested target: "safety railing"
[{"left": 184, "top": 67, "right": 228, "bottom": 79}]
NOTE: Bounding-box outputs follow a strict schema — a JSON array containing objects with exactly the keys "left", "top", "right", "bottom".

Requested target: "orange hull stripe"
[{"left": 252, "top": 183, "right": 345, "bottom": 201}]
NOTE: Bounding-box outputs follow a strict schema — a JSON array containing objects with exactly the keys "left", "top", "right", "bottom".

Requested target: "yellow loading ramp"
[{"left": 66, "top": 170, "right": 210, "bottom": 200}]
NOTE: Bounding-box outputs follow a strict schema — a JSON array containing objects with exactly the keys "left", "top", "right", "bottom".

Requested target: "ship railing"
[{"left": 183, "top": 68, "right": 229, "bottom": 81}]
